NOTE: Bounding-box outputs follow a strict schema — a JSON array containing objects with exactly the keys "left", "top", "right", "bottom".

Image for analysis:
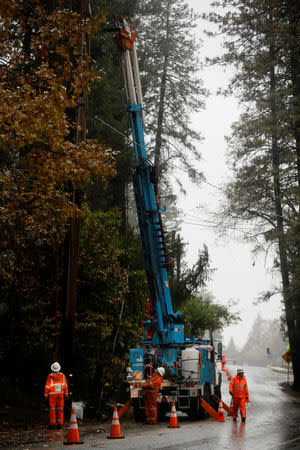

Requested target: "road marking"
[{"left": 276, "top": 436, "right": 300, "bottom": 447}]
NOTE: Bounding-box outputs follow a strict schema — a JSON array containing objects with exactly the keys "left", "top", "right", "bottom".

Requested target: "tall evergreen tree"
[
  {"left": 205, "top": 0, "right": 300, "bottom": 390},
  {"left": 135, "top": 0, "right": 207, "bottom": 192}
]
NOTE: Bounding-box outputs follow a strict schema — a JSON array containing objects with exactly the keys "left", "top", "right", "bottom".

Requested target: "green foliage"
[
  {"left": 86, "top": 0, "right": 137, "bottom": 214},
  {"left": 0, "top": 0, "right": 124, "bottom": 404},
  {"left": 73, "top": 208, "right": 147, "bottom": 402},
  {"left": 182, "top": 294, "right": 240, "bottom": 337},
  {"left": 170, "top": 243, "right": 214, "bottom": 310},
  {"left": 135, "top": 0, "right": 207, "bottom": 192}
]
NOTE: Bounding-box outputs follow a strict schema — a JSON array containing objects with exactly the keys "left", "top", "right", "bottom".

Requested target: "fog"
[{"left": 174, "top": 0, "right": 283, "bottom": 348}]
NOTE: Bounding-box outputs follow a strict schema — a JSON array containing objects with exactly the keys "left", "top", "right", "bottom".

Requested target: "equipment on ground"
[{"left": 114, "top": 16, "right": 222, "bottom": 421}]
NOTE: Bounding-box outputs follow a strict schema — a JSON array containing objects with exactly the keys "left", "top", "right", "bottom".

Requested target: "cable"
[
  {"left": 93, "top": 115, "right": 225, "bottom": 192},
  {"left": 169, "top": 218, "right": 269, "bottom": 239},
  {"left": 94, "top": 115, "right": 267, "bottom": 239},
  {"left": 94, "top": 115, "right": 150, "bottom": 165}
]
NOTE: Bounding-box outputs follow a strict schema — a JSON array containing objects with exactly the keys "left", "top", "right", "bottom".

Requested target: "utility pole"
[{"left": 61, "top": 0, "right": 87, "bottom": 376}]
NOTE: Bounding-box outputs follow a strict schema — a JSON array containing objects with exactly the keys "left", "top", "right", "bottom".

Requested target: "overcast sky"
[{"left": 174, "top": 0, "right": 283, "bottom": 349}]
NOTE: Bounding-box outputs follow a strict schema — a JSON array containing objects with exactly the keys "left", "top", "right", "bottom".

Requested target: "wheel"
[
  {"left": 132, "top": 399, "right": 146, "bottom": 422},
  {"left": 187, "top": 397, "right": 207, "bottom": 420},
  {"left": 157, "top": 402, "right": 170, "bottom": 422}
]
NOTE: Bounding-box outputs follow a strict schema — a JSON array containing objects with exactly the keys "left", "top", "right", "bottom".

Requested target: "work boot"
[
  {"left": 48, "top": 425, "right": 56, "bottom": 430},
  {"left": 56, "top": 424, "right": 62, "bottom": 430},
  {"left": 242, "top": 417, "right": 246, "bottom": 422}
]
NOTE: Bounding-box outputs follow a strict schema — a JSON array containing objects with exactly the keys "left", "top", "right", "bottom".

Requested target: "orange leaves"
[{"left": 0, "top": 1, "right": 115, "bottom": 241}]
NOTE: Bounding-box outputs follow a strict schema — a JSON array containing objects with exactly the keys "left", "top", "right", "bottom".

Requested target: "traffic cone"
[
  {"left": 215, "top": 399, "right": 225, "bottom": 422},
  {"left": 63, "top": 408, "right": 83, "bottom": 445},
  {"left": 107, "top": 407, "right": 125, "bottom": 439},
  {"left": 168, "top": 402, "right": 180, "bottom": 428}
]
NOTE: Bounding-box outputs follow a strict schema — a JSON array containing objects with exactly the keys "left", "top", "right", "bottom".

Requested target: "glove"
[
  {"left": 246, "top": 397, "right": 249, "bottom": 402},
  {"left": 229, "top": 392, "right": 233, "bottom": 396}
]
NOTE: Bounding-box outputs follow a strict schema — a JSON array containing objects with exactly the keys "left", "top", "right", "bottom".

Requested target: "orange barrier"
[
  {"left": 118, "top": 400, "right": 131, "bottom": 419},
  {"left": 107, "top": 407, "right": 125, "bottom": 439},
  {"left": 63, "top": 408, "right": 83, "bottom": 445},
  {"left": 168, "top": 402, "right": 180, "bottom": 428},
  {"left": 200, "top": 398, "right": 219, "bottom": 420}
]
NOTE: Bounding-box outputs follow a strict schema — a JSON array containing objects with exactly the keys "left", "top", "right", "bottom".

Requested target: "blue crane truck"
[{"left": 114, "top": 18, "right": 222, "bottom": 421}]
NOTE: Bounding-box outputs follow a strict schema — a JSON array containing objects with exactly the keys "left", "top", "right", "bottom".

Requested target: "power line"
[
  {"left": 93, "top": 115, "right": 225, "bottom": 193},
  {"left": 94, "top": 116, "right": 266, "bottom": 238}
]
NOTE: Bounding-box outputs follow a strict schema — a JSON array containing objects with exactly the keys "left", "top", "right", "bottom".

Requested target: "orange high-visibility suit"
[
  {"left": 221, "top": 354, "right": 227, "bottom": 371},
  {"left": 44, "top": 372, "right": 69, "bottom": 426},
  {"left": 143, "top": 372, "right": 164, "bottom": 423},
  {"left": 229, "top": 375, "right": 249, "bottom": 420}
]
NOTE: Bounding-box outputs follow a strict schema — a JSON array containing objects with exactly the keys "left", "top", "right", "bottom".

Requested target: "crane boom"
[
  {"left": 112, "top": 17, "right": 222, "bottom": 421},
  {"left": 115, "top": 17, "right": 184, "bottom": 346}
]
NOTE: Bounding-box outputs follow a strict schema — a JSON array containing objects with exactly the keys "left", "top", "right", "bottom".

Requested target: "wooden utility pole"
[{"left": 61, "top": 0, "right": 88, "bottom": 375}]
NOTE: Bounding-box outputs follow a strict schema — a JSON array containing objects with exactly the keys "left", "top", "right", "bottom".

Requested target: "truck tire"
[
  {"left": 132, "top": 399, "right": 146, "bottom": 422},
  {"left": 157, "top": 402, "right": 170, "bottom": 422},
  {"left": 187, "top": 397, "right": 207, "bottom": 420}
]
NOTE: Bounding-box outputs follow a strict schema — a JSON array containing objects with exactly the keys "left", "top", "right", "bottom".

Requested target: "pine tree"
[
  {"left": 135, "top": 0, "right": 207, "bottom": 192},
  {"left": 205, "top": 0, "right": 300, "bottom": 390}
]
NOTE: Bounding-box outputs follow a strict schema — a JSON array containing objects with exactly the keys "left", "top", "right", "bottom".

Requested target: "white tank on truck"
[{"left": 182, "top": 347, "right": 199, "bottom": 381}]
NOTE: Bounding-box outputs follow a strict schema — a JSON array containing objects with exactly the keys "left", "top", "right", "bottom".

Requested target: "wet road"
[{"left": 3, "top": 366, "right": 300, "bottom": 449}]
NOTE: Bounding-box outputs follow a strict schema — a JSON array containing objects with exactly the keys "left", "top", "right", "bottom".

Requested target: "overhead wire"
[
  {"left": 93, "top": 116, "right": 267, "bottom": 239},
  {"left": 94, "top": 115, "right": 225, "bottom": 192}
]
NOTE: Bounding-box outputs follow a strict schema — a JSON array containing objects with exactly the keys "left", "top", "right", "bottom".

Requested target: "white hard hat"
[
  {"left": 237, "top": 368, "right": 244, "bottom": 374},
  {"left": 51, "top": 362, "right": 61, "bottom": 373},
  {"left": 157, "top": 367, "right": 165, "bottom": 376}
]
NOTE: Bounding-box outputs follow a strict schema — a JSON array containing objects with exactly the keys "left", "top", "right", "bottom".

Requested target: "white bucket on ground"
[{"left": 72, "top": 401, "right": 86, "bottom": 420}]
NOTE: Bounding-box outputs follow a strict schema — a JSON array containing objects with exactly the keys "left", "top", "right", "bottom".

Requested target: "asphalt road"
[{"left": 3, "top": 366, "right": 300, "bottom": 449}]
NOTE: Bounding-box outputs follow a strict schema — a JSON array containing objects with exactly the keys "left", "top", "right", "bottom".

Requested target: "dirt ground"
[{"left": 0, "top": 405, "right": 141, "bottom": 448}]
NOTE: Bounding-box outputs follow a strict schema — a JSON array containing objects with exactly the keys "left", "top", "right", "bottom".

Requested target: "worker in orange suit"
[
  {"left": 229, "top": 368, "right": 249, "bottom": 422},
  {"left": 142, "top": 367, "right": 165, "bottom": 424},
  {"left": 44, "top": 362, "right": 69, "bottom": 429},
  {"left": 221, "top": 354, "right": 227, "bottom": 371}
]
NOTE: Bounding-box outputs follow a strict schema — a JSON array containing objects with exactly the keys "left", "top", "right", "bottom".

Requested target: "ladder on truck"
[{"left": 114, "top": 17, "right": 184, "bottom": 347}]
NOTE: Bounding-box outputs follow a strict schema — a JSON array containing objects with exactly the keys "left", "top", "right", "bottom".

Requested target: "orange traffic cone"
[
  {"left": 63, "top": 408, "right": 83, "bottom": 445},
  {"left": 107, "top": 407, "right": 125, "bottom": 439},
  {"left": 215, "top": 399, "right": 225, "bottom": 422},
  {"left": 168, "top": 402, "right": 180, "bottom": 428}
]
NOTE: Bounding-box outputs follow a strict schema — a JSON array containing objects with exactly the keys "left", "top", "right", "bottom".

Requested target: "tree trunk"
[
  {"left": 287, "top": 9, "right": 300, "bottom": 391},
  {"left": 61, "top": 0, "right": 87, "bottom": 376}
]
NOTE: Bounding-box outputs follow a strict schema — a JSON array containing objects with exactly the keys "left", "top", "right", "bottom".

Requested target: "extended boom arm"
[{"left": 115, "top": 18, "right": 184, "bottom": 346}]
